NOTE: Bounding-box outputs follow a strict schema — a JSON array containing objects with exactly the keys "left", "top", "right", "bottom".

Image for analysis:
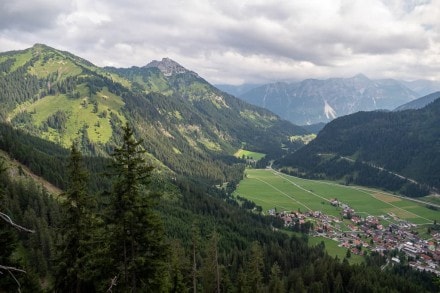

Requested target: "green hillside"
[
  {"left": 277, "top": 99, "right": 440, "bottom": 196},
  {"left": 0, "top": 44, "right": 305, "bottom": 184}
]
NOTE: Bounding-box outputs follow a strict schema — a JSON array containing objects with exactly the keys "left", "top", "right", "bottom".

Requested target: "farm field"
[{"left": 235, "top": 169, "right": 439, "bottom": 226}]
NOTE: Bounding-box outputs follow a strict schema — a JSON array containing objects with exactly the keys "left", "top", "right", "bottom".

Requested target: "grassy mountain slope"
[
  {"left": 0, "top": 44, "right": 305, "bottom": 184},
  {"left": 276, "top": 99, "right": 440, "bottom": 196},
  {"left": 0, "top": 149, "right": 62, "bottom": 195}
]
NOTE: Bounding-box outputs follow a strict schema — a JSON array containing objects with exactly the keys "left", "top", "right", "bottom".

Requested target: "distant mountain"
[
  {"left": 300, "top": 122, "right": 326, "bottom": 134},
  {"left": 277, "top": 99, "right": 440, "bottom": 196},
  {"left": 237, "top": 74, "right": 417, "bottom": 125},
  {"left": 394, "top": 91, "right": 440, "bottom": 111},
  {"left": 145, "top": 57, "right": 193, "bottom": 76},
  {"left": 0, "top": 44, "right": 305, "bottom": 184},
  {"left": 215, "top": 83, "right": 262, "bottom": 97},
  {"left": 399, "top": 79, "right": 440, "bottom": 97}
]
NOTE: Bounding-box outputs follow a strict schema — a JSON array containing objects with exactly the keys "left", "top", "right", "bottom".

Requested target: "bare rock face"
[
  {"left": 236, "top": 74, "right": 418, "bottom": 125},
  {"left": 145, "top": 57, "right": 194, "bottom": 77}
]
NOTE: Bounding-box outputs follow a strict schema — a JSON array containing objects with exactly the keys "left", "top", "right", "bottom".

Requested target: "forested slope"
[
  {"left": 0, "top": 44, "right": 305, "bottom": 185},
  {"left": 277, "top": 99, "right": 440, "bottom": 196},
  {"left": 0, "top": 129, "right": 437, "bottom": 292}
]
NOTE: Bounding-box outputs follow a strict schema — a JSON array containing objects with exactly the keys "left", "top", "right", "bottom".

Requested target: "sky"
[{"left": 1, "top": 0, "right": 440, "bottom": 85}]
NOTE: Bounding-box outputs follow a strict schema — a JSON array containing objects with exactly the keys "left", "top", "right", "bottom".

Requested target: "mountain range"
[
  {"left": 219, "top": 74, "right": 425, "bottom": 125},
  {"left": 0, "top": 44, "right": 305, "bottom": 184},
  {"left": 394, "top": 91, "right": 440, "bottom": 111}
]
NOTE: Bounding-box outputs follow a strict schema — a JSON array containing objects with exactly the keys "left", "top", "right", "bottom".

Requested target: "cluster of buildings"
[{"left": 270, "top": 199, "right": 440, "bottom": 275}]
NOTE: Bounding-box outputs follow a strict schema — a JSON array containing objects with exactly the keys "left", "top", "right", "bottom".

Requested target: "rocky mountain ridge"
[
  {"left": 394, "top": 91, "right": 440, "bottom": 111},
  {"left": 145, "top": 57, "right": 194, "bottom": 77},
  {"left": 244, "top": 74, "right": 417, "bottom": 125},
  {"left": 221, "top": 74, "right": 420, "bottom": 125}
]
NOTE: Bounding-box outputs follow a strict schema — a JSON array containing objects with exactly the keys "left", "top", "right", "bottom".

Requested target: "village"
[{"left": 269, "top": 198, "right": 440, "bottom": 276}]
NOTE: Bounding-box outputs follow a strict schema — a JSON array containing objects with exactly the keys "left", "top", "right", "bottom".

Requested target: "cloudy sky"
[{"left": 1, "top": 0, "right": 440, "bottom": 84}]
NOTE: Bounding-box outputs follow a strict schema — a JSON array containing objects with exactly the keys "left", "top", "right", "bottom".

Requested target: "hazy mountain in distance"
[
  {"left": 236, "top": 74, "right": 418, "bottom": 125},
  {"left": 395, "top": 91, "right": 440, "bottom": 111},
  {"left": 300, "top": 122, "right": 326, "bottom": 134},
  {"left": 215, "top": 83, "right": 262, "bottom": 97},
  {"left": 399, "top": 79, "right": 440, "bottom": 97}
]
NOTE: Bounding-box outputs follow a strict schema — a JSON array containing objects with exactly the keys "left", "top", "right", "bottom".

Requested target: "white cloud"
[{"left": 0, "top": 0, "right": 439, "bottom": 84}]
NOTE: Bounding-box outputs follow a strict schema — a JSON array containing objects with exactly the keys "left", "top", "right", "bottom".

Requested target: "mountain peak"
[
  {"left": 352, "top": 73, "right": 370, "bottom": 81},
  {"left": 145, "top": 57, "right": 193, "bottom": 77}
]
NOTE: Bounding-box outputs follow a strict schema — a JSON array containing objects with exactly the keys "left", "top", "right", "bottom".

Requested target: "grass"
[
  {"left": 234, "top": 149, "right": 266, "bottom": 160},
  {"left": 290, "top": 134, "right": 317, "bottom": 145},
  {"left": 424, "top": 195, "right": 440, "bottom": 205},
  {"left": 11, "top": 86, "right": 126, "bottom": 147},
  {"left": 200, "top": 138, "right": 222, "bottom": 151},
  {"left": 235, "top": 169, "right": 440, "bottom": 261},
  {"left": 28, "top": 54, "right": 82, "bottom": 79},
  {"left": 235, "top": 169, "right": 439, "bottom": 226},
  {"left": 239, "top": 110, "right": 276, "bottom": 127},
  {"left": 308, "top": 236, "right": 364, "bottom": 264}
]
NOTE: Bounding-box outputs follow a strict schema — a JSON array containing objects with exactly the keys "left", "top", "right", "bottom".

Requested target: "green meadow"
[
  {"left": 11, "top": 86, "right": 126, "bottom": 147},
  {"left": 235, "top": 169, "right": 439, "bottom": 261},
  {"left": 308, "top": 236, "right": 364, "bottom": 264},
  {"left": 234, "top": 149, "right": 266, "bottom": 160},
  {"left": 235, "top": 169, "right": 439, "bottom": 225}
]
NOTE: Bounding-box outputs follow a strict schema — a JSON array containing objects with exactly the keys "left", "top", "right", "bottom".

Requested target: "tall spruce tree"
[
  {"left": 268, "top": 262, "right": 284, "bottom": 293},
  {"left": 201, "top": 230, "right": 221, "bottom": 293},
  {"left": 245, "top": 241, "right": 264, "bottom": 293},
  {"left": 54, "top": 143, "right": 93, "bottom": 292},
  {"left": 107, "top": 123, "right": 167, "bottom": 292}
]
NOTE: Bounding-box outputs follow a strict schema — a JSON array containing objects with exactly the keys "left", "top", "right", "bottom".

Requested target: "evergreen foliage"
[
  {"left": 106, "top": 123, "right": 168, "bottom": 291},
  {"left": 1, "top": 44, "right": 306, "bottom": 186},
  {"left": 53, "top": 143, "right": 94, "bottom": 292},
  {"left": 278, "top": 100, "right": 440, "bottom": 196},
  {"left": 0, "top": 138, "right": 439, "bottom": 292}
]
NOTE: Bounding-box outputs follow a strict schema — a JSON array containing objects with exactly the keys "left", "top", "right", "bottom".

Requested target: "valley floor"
[{"left": 235, "top": 168, "right": 440, "bottom": 274}]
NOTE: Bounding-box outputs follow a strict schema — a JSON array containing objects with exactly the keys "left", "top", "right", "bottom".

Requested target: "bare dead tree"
[
  {"left": 0, "top": 211, "right": 35, "bottom": 291},
  {"left": 0, "top": 158, "right": 34, "bottom": 291},
  {"left": 0, "top": 211, "right": 35, "bottom": 233},
  {"left": 106, "top": 275, "right": 118, "bottom": 292}
]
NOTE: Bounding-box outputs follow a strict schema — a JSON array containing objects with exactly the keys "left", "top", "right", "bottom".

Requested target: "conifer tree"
[
  {"left": 167, "top": 239, "right": 189, "bottom": 293},
  {"left": 191, "top": 222, "right": 201, "bottom": 293},
  {"left": 245, "top": 241, "right": 264, "bottom": 292},
  {"left": 201, "top": 230, "right": 221, "bottom": 293},
  {"left": 107, "top": 123, "right": 167, "bottom": 292},
  {"left": 268, "top": 262, "right": 284, "bottom": 293},
  {"left": 236, "top": 267, "right": 248, "bottom": 293},
  {"left": 54, "top": 143, "right": 93, "bottom": 292}
]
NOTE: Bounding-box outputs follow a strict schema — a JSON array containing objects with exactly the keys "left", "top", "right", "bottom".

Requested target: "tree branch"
[
  {"left": 0, "top": 211, "right": 35, "bottom": 233},
  {"left": 107, "top": 275, "right": 118, "bottom": 292},
  {"left": 0, "top": 266, "right": 25, "bottom": 293},
  {"left": 0, "top": 265, "right": 26, "bottom": 273}
]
